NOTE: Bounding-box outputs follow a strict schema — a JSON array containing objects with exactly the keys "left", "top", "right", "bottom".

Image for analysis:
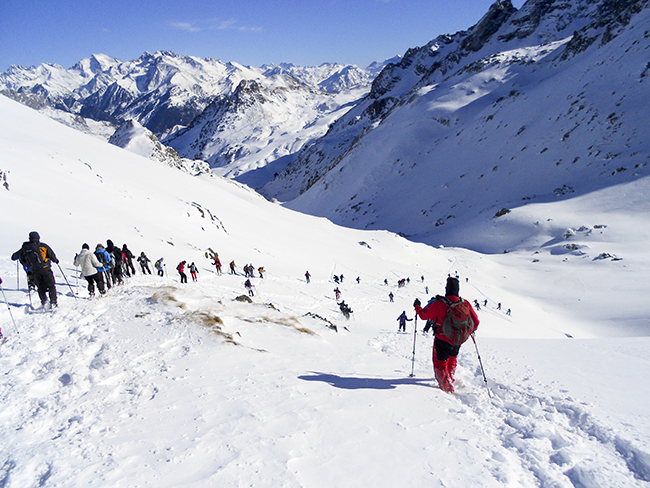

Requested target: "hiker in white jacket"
[{"left": 74, "top": 243, "right": 106, "bottom": 297}]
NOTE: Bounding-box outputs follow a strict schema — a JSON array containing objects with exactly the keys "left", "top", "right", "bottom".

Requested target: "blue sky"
[{"left": 0, "top": 0, "right": 526, "bottom": 72}]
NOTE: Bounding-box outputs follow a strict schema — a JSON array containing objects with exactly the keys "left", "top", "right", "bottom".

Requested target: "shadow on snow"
[{"left": 299, "top": 372, "right": 433, "bottom": 390}]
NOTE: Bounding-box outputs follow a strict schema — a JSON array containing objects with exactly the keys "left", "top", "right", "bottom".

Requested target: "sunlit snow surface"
[{"left": 1, "top": 96, "right": 649, "bottom": 487}]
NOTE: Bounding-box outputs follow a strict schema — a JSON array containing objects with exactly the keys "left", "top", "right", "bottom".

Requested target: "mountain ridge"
[{"left": 261, "top": 0, "right": 650, "bottom": 253}]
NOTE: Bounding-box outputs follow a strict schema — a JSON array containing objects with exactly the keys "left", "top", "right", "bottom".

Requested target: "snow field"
[{"left": 1, "top": 95, "right": 650, "bottom": 486}]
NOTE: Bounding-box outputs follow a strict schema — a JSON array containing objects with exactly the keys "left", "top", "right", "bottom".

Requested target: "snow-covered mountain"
[
  {"left": 0, "top": 52, "right": 261, "bottom": 137},
  {"left": 2, "top": 91, "right": 650, "bottom": 487},
  {"left": 263, "top": 0, "right": 650, "bottom": 252},
  {"left": 0, "top": 52, "right": 380, "bottom": 140},
  {"left": 0, "top": 51, "right": 381, "bottom": 185},
  {"left": 162, "top": 75, "right": 368, "bottom": 187},
  {"left": 260, "top": 62, "right": 381, "bottom": 93}
]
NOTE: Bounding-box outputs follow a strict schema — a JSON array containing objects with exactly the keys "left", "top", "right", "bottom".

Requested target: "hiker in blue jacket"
[
  {"left": 397, "top": 311, "right": 412, "bottom": 332},
  {"left": 94, "top": 244, "right": 114, "bottom": 289}
]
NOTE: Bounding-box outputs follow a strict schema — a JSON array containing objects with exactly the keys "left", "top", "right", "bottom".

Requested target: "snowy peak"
[
  {"left": 460, "top": 0, "right": 517, "bottom": 52},
  {"left": 163, "top": 74, "right": 369, "bottom": 185},
  {"left": 1, "top": 51, "right": 382, "bottom": 183}
]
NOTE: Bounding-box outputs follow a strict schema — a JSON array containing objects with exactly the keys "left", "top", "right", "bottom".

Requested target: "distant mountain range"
[{"left": 0, "top": 52, "right": 391, "bottom": 186}]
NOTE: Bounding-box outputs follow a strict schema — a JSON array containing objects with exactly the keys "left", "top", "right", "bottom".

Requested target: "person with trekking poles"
[
  {"left": 413, "top": 276, "right": 479, "bottom": 394},
  {"left": 74, "top": 243, "right": 106, "bottom": 297},
  {"left": 13, "top": 231, "right": 59, "bottom": 309}
]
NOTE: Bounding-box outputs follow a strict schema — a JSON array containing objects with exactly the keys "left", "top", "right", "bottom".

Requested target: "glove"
[
  {"left": 0, "top": 277, "right": 3, "bottom": 285},
  {"left": 413, "top": 298, "right": 421, "bottom": 308}
]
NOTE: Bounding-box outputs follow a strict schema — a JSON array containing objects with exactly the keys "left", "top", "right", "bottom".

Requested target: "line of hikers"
[
  {"left": 77, "top": 241, "right": 149, "bottom": 298},
  {"left": 10, "top": 232, "right": 156, "bottom": 307}
]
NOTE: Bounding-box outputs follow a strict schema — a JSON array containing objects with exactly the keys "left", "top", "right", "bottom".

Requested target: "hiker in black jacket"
[
  {"left": 106, "top": 240, "right": 124, "bottom": 285},
  {"left": 13, "top": 231, "right": 59, "bottom": 308}
]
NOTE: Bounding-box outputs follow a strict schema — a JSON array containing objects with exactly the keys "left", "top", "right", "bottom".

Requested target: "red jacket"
[{"left": 415, "top": 295, "right": 480, "bottom": 344}]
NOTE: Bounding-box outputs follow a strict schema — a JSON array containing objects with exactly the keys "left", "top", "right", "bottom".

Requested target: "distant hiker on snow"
[
  {"left": 230, "top": 260, "right": 236, "bottom": 275},
  {"left": 74, "top": 243, "right": 106, "bottom": 297},
  {"left": 14, "top": 231, "right": 59, "bottom": 308},
  {"left": 155, "top": 258, "right": 164, "bottom": 277},
  {"left": 122, "top": 244, "right": 136, "bottom": 277},
  {"left": 339, "top": 301, "right": 352, "bottom": 320},
  {"left": 389, "top": 292, "right": 394, "bottom": 302},
  {"left": 189, "top": 262, "right": 198, "bottom": 282},
  {"left": 305, "top": 271, "right": 311, "bottom": 283},
  {"left": 423, "top": 320, "right": 434, "bottom": 335},
  {"left": 414, "top": 277, "right": 479, "bottom": 394},
  {"left": 177, "top": 261, "right": 188, "bottom": 283},
  {"left": 94, "top": 244, "right": 113, "bottom": 289},
  {"left": 244, "top": 279, "right": 254, "bottom": 297},
  {"left": 214, "top": 257, "right": 222, "bottom": 275},
  {"left": 397, "top": 311, "right": 412, "bottom": 332},
  {"left": 106, "top": 240, "right": 124, "bottom": 285},
  {"left": 138, "top": 252, "right": 152, "bottom": 274},
  {"left": 334, "top": 287, "right": 341, "bottom": 300}
]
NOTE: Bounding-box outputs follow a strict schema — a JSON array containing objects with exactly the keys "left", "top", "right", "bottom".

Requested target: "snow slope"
[
  {"left": 1, "top": 95, "right": 650, "bottom": 487},
  {"left": 265, "top": 0, "right": 650, "bottom": 256}
]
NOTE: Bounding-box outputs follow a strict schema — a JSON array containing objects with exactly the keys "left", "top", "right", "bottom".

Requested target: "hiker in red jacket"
[
  {"left": 414, "top": 276, "right": 479, "bottom": 393},
  {"left": 177, "top": 261, "right": 188, "bottom": 283}
]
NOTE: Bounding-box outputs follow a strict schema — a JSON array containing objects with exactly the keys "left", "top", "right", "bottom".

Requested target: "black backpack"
[
  {"left": 22, "top": 242, "right": 46, "bottom": 270},
  {"left": 95, "top": 250, "right": 112, "bottom": 268},
  {"left": 437, "top": 296, "right": 475, "bottom": 346}
]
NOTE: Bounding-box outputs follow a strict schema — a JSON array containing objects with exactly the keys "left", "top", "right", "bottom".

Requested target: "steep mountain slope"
[
  {"left": 263, "top": 0, "right": 650, "bottom": 252},
  {"left": 2, "top": 92, "right": 650, "bottom": 488}
]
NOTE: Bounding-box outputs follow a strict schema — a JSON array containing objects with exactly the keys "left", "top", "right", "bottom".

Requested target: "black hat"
[
  {"left": 82, "top": 243, "right": 90, "bottom": 250},
  {"left": 445, "top": 277, "right": 460, "bottom": 297},
  {"left": 29, "top": 231, "right": 40, "bottom": 242}
]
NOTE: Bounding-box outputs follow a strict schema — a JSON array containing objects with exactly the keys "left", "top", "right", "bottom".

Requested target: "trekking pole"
[
  {"left": 16, "top": 260, "right": 20, "bottom": 289},
  {"left": 471, "top": 333, "right": 491, "bottom": 398},
  {"left": 0, "top": 278, "right": 19, "bottom": 335},
  {"left": 56, "top": 263, "right": 78, "bottom": 300},
  {"left": 409, "top": 315, "right": 417, "bottom": 377}
]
